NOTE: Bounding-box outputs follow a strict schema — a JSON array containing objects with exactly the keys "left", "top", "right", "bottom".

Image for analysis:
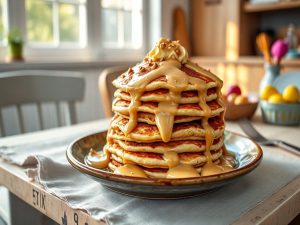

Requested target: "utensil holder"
[{"left": 259, "top": 63, "right": 280, "bottom": 93}]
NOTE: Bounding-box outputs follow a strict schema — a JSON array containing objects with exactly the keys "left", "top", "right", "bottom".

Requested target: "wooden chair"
[
  {"left": 99, "top": 66, "right": 127, "bottom": 118},
  {"left": 0, "top": 70, "right": 84, "bottom": 225},
  {"left": 0, "top": 70, "right": 85, "bottom": 137}
]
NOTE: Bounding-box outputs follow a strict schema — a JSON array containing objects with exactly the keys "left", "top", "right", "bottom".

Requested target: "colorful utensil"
[
  {"left": 256, "top": 33, "right": 272, "bottom": 64},
  {"left": 271, "top": 39, "right": 289, "bottom": 65}
]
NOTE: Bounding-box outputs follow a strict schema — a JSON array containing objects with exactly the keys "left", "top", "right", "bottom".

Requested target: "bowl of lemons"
[{"left": 260, "top": 85, "right": 300, "bottom": 126}]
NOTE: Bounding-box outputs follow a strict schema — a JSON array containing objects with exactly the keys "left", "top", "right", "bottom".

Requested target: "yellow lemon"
[
  {"left": 234, "top": 95, "right": 249, "bottom": 105},
  {"left": 260, "top": 85, "right": 279, "bottom": 100},
  {"left": 268, "top": 94, "right": 285, "bottom": 104},
  {"left": 227, "top": 93, "right": 238, "bottom": 103},
  {"left": 282, "top": 85, "right": 300, "bottom": 103}
]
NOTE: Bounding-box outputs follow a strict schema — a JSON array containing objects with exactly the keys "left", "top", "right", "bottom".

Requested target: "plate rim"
[{"left": 66, "top": 130, "right": 263, "bottom": 186}]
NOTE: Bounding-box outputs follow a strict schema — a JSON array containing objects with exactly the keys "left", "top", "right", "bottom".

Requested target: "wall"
[{"left": 161, "top": 0, "right": 190, "bottom": 39}]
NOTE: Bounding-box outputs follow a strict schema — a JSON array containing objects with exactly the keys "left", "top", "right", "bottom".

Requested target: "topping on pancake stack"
[{"left": 91, "top": 38, "right": 235, "bottom": 178}]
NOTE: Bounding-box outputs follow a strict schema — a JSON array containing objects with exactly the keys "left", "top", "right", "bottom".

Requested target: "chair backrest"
[
  {"left": 99, "top": 66, "right": 127, "bottom": 118},
  {"left": 0, "top": 70, "right": 85, "bottom": 137}
]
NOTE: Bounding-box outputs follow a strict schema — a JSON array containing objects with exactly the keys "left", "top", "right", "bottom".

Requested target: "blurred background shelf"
[
  {"left": 191, "top": 0, "right": 300, "bottom": 94},
  {"left": 191, "top": 56, "right": 300, "bottom": 66},
  {"left": 190, "top": 56, "right": 300, "bottom": 95},
  {"left": 244, "top": 0, "right": 300, "bottom": 12},
  {"left": 191, "top": 0, "right": 300, "bottom": 57}
]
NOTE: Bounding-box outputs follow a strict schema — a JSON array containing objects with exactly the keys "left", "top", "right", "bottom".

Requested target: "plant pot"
[{"left": 7, "top": 43, "right": 24, "bottom": 62}]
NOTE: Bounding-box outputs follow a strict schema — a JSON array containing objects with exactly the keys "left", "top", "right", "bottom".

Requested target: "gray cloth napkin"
[{"left": 0, "top": 120, "right": 108, "bottom": 166}]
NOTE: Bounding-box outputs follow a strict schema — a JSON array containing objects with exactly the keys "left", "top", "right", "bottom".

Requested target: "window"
[
  {"left": 0, "top": 0, "right": 7, "bottom": 46},
  {"left": 25, "top": 0, "right": 86, "bottom": 47},
  {"left": 100, "top": 0, "right": 143, "bottom": 49},
  {"left": 0, "top": 0, "right": 146, "bottom": 60}
]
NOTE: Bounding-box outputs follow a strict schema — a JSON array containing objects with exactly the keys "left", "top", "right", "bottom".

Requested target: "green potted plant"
[{"left": 7, "top": 29, "right": 24, "bottom": 62}]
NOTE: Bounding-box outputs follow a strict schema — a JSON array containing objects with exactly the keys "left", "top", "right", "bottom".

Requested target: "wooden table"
[{"left": 0, "top": 118, "right": 299, "bottom": 225}]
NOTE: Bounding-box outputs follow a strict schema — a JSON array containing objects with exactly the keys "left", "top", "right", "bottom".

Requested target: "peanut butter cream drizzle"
[
  {"left": 115, "top": 39, "right": 231, "bottom": 177},
  {"left": 185, "top": 62, "right": 232, "bottom": 175}
]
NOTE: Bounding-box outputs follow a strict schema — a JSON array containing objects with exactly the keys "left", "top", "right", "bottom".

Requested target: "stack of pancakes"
[{"left": 104, "top": 39, "right": 226, "bottom": 178}]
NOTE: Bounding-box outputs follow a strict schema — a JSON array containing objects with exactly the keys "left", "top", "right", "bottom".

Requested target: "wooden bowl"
[{"left": 225, "top": 101, "right": 258, "bottom": 121}]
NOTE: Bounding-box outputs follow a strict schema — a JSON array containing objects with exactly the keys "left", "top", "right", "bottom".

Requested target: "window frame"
[
  {"left": 100, "top": 0, "right": 143, "bottom": 49},
  {"left": 93, "top": 0, "right": 148, "bottom": 61},
  {"left": 0, "top": 0, "right": 8, "bottom": 59},
  {"left": 2, "top": 0, "right": 147, "bottom": 61},
  {"left": 25, "top": 0, "right": 87, "bottom": 49},
  {"left": 0, "top": 0, "right": 8, "bottom": 46}
]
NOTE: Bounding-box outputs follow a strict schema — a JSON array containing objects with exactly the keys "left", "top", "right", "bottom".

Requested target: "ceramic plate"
[
  {"left": 66, "top": 131, "right": 263, "bottom": 199},
  {"left": 272, "top": 72, "right": 300, "bottom": 92}
]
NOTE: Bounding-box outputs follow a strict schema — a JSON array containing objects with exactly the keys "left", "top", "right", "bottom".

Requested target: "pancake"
[
  {"left": 114, "top": 88, "right": 218, "bottom": 104},
  {"left": 113, "top": 137, "right": 224, "bottom": 153},
  {"left": 112, "top": 63, "right": 220, "bottom": 92},
  {"left": 108, "top": 115, "right": 224, "bottom": 142},
  {"left": 113, "top": 98, "right": 224, "bottom": 118},
  {"left": 115, "top": 112, "right": 203, "bottom": 125},
  {"left": 108, "top": 159, "right": 221, "bottom": 178},
  {"left": 106, "top": 142, "right": 223, "bottom": 168}
]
